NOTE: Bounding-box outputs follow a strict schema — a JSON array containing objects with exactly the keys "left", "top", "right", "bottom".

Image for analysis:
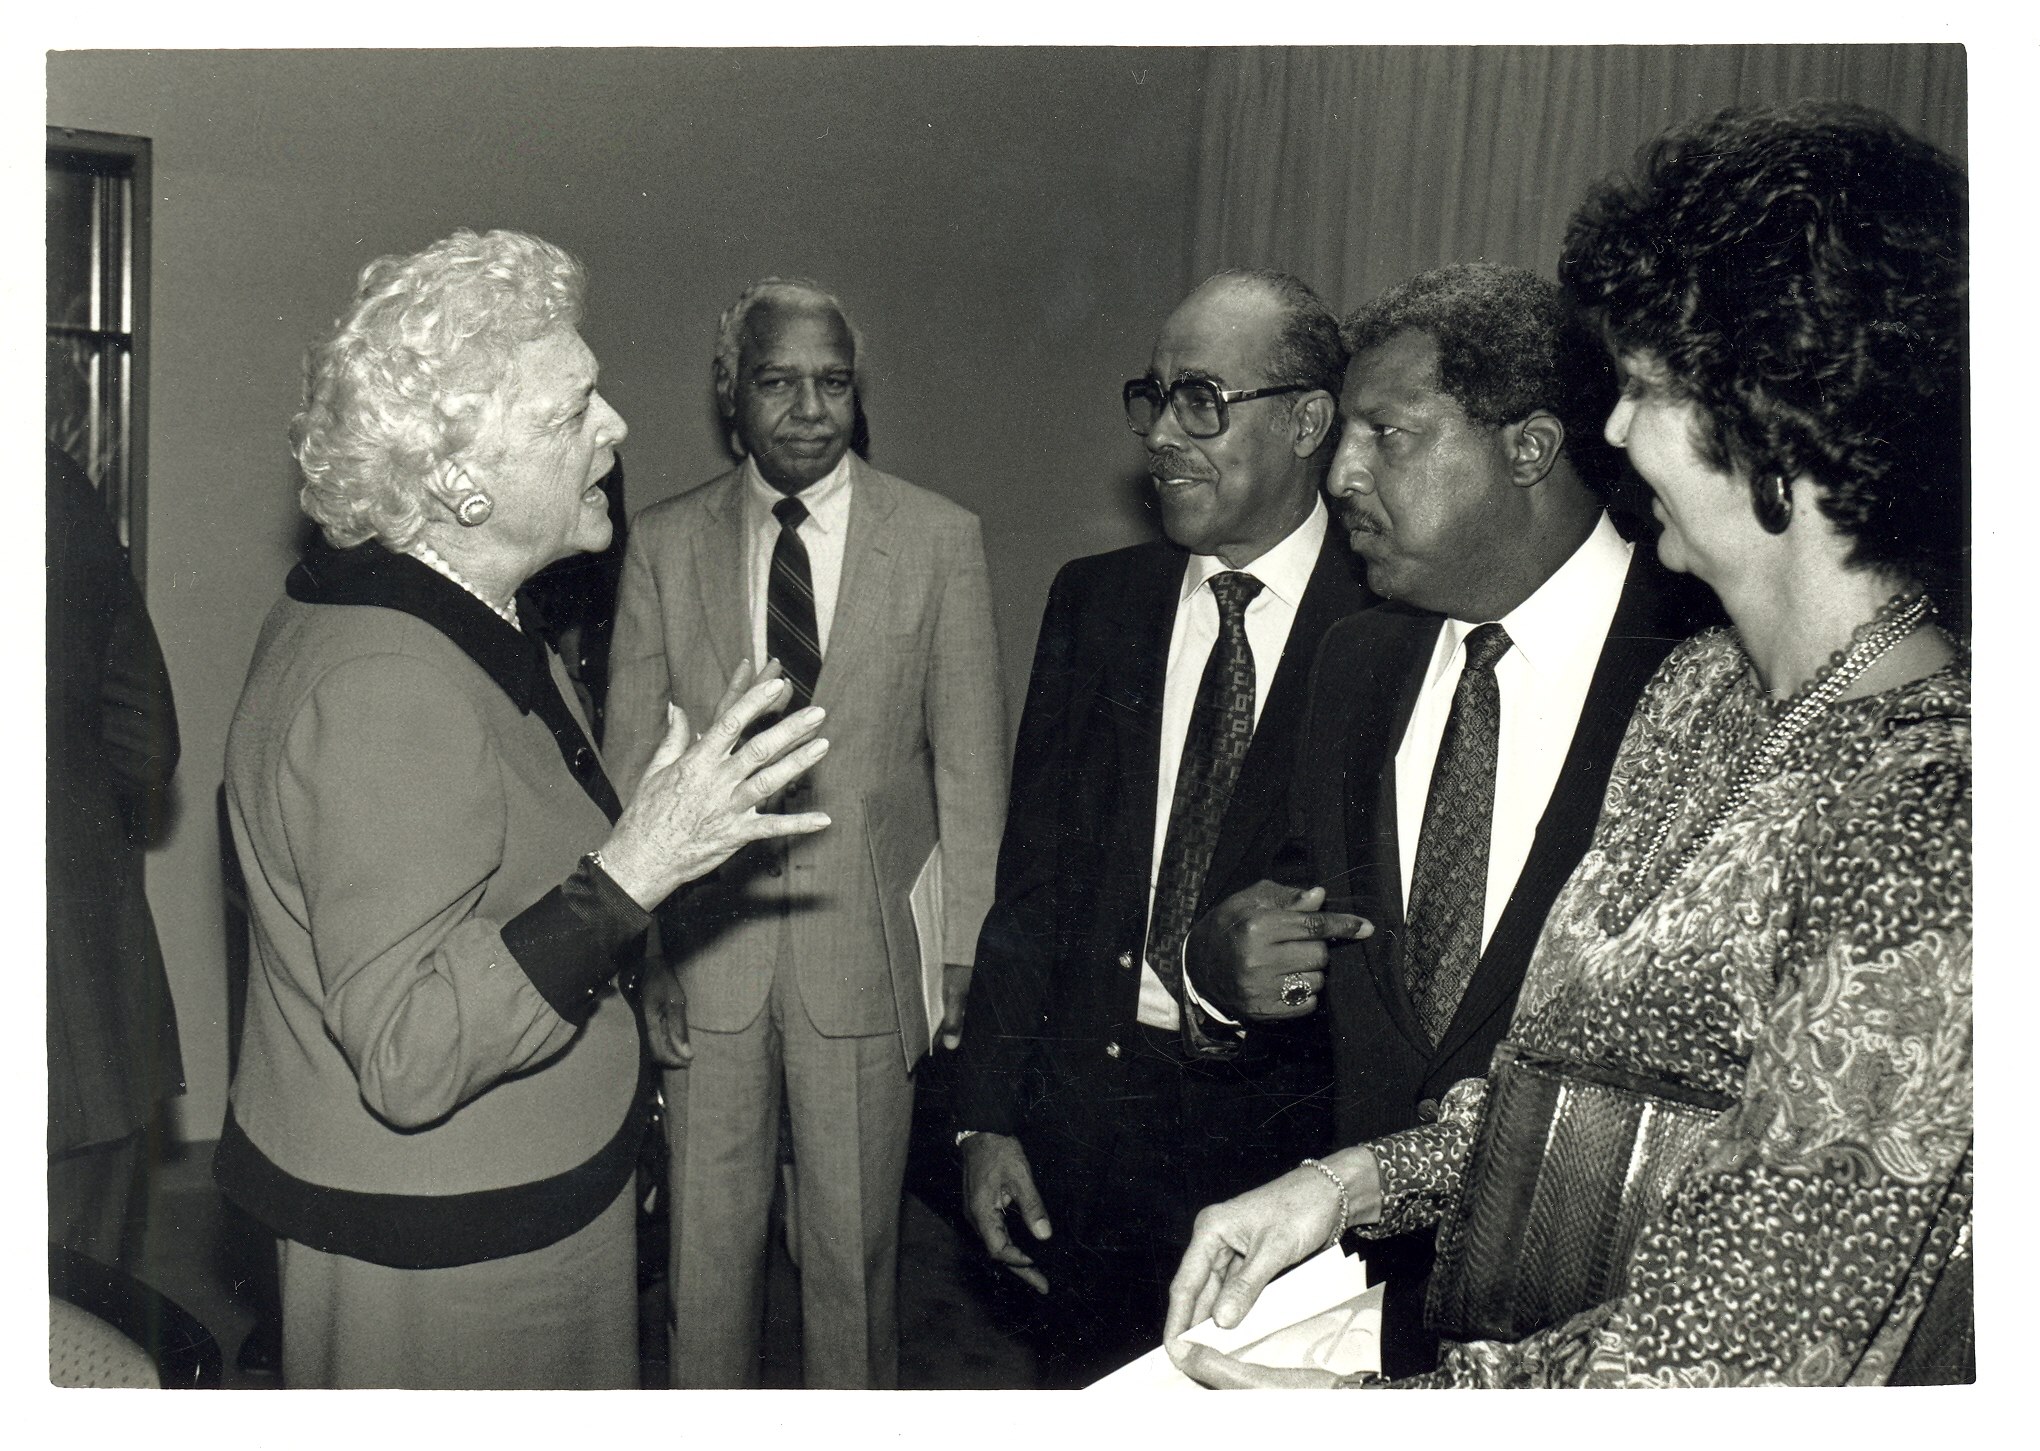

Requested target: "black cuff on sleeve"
[{"left": 501, "top": 856, "right": 651, "bottom": 1025}]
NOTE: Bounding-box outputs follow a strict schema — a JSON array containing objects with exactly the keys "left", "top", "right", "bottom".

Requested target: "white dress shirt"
[
  {"left": 1138, "top": 500, "right": 1328, "bottom": 1030},
  {"left": 743, "top": 452, "right": 855, "bottom": 670},
  {"left": 1392, "top": 511, "right": 1633, "bottom": 952}
]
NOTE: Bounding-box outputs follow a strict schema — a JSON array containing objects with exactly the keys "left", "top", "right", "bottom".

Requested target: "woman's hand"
[
  {"left": 1163, "top": 1163, "right": 1350, "bottom": 1347},
  {"left": 599, "top": 661, "right": 831, "bottom": 909},
  {"left": 1169, "top": 1344, "right": 1343, "bottom": 1389}
]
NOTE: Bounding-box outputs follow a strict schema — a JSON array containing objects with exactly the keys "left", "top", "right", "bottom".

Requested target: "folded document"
[{"left": 1089, "top": 1244, "right": 1381, "bottom": 1389}]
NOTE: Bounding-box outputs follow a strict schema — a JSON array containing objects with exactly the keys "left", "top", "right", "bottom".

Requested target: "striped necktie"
[{"left": 766, "top": 495, "right": 822, "bottom": 708}]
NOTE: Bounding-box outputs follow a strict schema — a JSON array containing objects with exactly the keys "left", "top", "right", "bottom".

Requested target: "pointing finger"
[{"left": 1299, "top": 911, "right": 1371, "bottom": 941}]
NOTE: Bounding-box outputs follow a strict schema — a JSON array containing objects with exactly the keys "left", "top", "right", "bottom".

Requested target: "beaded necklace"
[
  {"left": 409, "top": 541, "right": 521, "bottom": 632},
  {"left": 1596, "top": 590, "right": 1932, "bottom": 935}
]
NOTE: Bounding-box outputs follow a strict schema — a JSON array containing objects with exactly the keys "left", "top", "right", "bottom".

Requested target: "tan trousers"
[{"left": 665, "top": 942, "right": 913, "bottom": 1389}]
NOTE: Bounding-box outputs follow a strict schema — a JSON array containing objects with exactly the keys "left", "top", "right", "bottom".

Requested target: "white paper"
[
  {"left": 910, "top": 845, "right": 944, "bottom": 1052},
  {"left": 1088, "top": 1244, "right": 1381, "bottom": 1389}
]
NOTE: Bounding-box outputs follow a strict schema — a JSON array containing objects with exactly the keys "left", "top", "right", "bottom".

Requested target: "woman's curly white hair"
[{"left": 291, "top": 228, "right": 585, "bottom": 549}]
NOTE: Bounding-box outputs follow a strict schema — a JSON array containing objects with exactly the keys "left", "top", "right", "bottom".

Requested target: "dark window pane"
[{"left": 46, "top": 167, "right": 95, "bottom": 330}]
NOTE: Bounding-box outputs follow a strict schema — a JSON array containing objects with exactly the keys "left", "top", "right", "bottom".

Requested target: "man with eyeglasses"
[{"left": 950, "top": 269, "right": 1374, "bottom": 1386}]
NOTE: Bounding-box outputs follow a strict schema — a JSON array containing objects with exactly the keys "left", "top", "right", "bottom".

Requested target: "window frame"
[{"left": 47, "top": 126, "right": 152, "bottom": 581}]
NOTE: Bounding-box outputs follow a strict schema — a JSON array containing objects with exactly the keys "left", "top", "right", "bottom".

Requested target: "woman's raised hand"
[{"left": 599, "top": 660, "right": 831, "bottom": 909}]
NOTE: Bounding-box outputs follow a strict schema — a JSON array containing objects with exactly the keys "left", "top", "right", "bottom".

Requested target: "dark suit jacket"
[
  {"left": 46, "top": 445, "right": 184, "bottom": 1156},
  {"left": 1296, "top": 539, "right": 1717, "bottom": 1372},
  {"left": 954, "top": 526, "right": 1373, "bottom": 1218}
]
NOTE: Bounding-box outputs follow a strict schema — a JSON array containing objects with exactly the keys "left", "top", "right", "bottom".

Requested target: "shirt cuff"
[
  {"left": 500, "top": 855, "right": 652, "bottom": 1026},
  {"left": 1181, "top": 940, "right": 1243, "bottom": 1031}
]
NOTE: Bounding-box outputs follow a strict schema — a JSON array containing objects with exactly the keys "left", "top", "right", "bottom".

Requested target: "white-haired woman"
[{"left": 219, "top": 229, "right": 832, "bottom": 1389}]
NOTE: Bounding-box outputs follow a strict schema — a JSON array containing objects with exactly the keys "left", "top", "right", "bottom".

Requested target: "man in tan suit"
[{"left": 606, "top": 278, "right": 1006, "bottom": 1388}]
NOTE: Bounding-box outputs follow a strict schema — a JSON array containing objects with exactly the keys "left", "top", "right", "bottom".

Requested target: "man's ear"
[
  {"left": 1289, "top": 390, "right": 1338, "bottom": 459},
  {"left": 1507, "top": 410, "right": 1566, "bottom": 487}
]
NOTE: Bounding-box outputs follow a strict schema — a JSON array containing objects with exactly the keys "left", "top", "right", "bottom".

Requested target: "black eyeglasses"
[{"left": 1123, "top": 376, "right": 1313, "bottom": 439}]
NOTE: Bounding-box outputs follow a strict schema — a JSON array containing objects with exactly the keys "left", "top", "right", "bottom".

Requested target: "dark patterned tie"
[
  {"left": 1145, "top": 570, "right": 1265, "bottom": 1002},
  {"left": 1403, "top": 622, "right": 1513, "bottom": 1045},
  {"left": 766, "top": 496, "right": 822, "bottom": 709}
]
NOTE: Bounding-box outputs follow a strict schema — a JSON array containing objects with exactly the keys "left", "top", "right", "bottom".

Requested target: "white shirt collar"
[
  {"left": 1430, "top": 511, "right": 1632, "bottom": 688},
  {"left": 1178, "top": 497, "right": 1327, "bottom": 611},
  {"left": 743, "top": 450, "right": 854, "bottom": 530}
]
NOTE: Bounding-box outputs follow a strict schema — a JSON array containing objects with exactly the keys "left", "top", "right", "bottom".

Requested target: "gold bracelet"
[{"left": 1299, "top": 1157, "right": 1349, "bottom": 1254}]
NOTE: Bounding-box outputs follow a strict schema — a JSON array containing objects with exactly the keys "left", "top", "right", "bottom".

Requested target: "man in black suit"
[
  {"left": 950, "top": 269, "right": 1374, "bottom": 1387},
  {"left": 1184, "top": 263, "right": 1716, "bottom": 1375}
]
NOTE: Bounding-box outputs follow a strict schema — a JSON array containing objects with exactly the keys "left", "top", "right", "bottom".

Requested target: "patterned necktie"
[
  {"left": 1145, "top": 570, "right": 1265, "bottom": 1000},
  {"left": 766, "top": 495, "right": 822, "bottom": 709},
  {"left": 1403, "top": 622, "right": 1513, "bottom": 1045}
]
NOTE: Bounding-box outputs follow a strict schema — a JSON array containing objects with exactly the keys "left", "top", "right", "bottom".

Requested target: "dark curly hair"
[
  {"left": 1559, "top": 102, "right": 1968, "bottom": 606},
  {"left": 1342, "top": 262, "right": 1625, "bottom": 499}
]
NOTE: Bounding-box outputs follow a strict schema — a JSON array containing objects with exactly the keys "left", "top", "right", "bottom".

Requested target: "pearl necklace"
[
  {"left": 408, "top": 541, "right": 521, "bottom": 632},
  {"left": 1596, "top": 590, "right": 1932, "bottom": 935}
]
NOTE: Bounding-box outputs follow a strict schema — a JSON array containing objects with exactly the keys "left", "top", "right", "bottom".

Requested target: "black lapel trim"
[{"left": 287, "top": 541, "right": 621, "bottom": 823}]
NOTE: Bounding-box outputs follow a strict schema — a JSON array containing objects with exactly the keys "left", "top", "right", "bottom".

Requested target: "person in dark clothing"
[{"left": 46, "top": 442, "right": 185, "bottom": 1270}]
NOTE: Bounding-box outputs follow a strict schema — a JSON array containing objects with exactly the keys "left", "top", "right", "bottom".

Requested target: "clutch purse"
[{"left": 1424, "top": 1041, "right": 1735, "bottom": 1345}]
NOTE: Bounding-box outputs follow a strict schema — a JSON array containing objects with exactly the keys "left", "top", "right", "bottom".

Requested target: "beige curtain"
[{"left": 1189, "top": 45, "right": 1967, "bottom": 312}]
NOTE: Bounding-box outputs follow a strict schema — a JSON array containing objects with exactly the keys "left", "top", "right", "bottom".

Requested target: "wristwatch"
[{"left": 954, "top": 1130, "right": 980, "bottom": 1148}]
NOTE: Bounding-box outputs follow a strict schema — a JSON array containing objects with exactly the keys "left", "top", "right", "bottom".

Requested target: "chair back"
[{"left": 49, "top": 1244, "right": 222, "bottom": 1389}]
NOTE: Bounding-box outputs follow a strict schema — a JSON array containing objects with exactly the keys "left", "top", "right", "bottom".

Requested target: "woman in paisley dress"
[{"left": 1163, "top": 102, "right": 1970, "bottom": 1388}]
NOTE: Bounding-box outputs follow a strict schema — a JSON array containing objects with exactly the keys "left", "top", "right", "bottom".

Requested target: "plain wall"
[{"left": 47, "top": 48, "right": 1208, "bottom": 1140}]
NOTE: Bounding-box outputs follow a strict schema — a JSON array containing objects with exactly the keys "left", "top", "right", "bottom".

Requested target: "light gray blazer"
[{"left": 605, "top": 456, "right": 1007, "bottom": 1070}]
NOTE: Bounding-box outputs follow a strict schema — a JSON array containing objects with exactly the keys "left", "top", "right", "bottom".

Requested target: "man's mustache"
[{"left": 1147, "top": 447, "right": 1215, "bottom": 483}]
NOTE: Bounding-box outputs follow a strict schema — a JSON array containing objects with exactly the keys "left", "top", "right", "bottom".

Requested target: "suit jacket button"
[
  {"left": 1117, "top": 950, "right": 1134, "bottom": 970},
  {"left": 1105, "top": 1040, "right": 1121, "bottom": 1059},
  {"left": 1417, "top": 1098, "right": 1440, "bottom": 1123}
]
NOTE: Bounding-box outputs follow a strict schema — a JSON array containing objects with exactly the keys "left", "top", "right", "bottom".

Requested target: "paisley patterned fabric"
[{"left": 1352, "top": 627, "right": 1972, "bottom": 1388}]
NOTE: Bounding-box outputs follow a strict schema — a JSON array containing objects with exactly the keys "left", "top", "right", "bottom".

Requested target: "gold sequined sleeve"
[{"left": 1357, "top": 1075, "right": 1486, "bottom": 1241}]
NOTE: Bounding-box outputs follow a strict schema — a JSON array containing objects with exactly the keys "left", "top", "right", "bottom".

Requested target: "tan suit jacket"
[{"left": 605, "top": 456, "right": 1006, "bottom": 1069}]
